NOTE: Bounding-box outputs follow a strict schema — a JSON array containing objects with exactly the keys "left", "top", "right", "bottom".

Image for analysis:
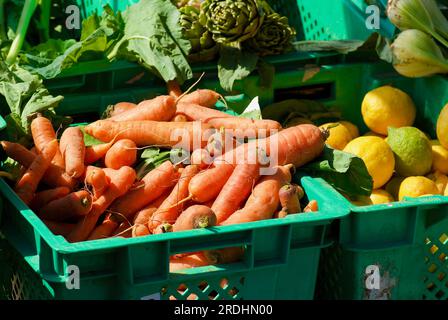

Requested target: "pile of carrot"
[{"left": 1, "top": 83, "right": 326, "bottom": 268}]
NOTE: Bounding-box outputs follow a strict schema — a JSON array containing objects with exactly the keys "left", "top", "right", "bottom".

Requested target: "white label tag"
[{"left": 141, "top": 293, "right": 161, "bottom": 300}]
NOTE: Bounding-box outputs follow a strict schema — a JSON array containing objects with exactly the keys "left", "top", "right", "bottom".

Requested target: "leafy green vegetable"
[
  {"left": 301, "top": 146, "right": 373, "bottom": 197},
  {"left": 218, "top": 45, "right": 258, "bottom": 91},
  {"left": 0, "top": 62, "right": 63, "bottom": 140},
  {"left": 136, "top": 147, "right": 187, "bottom": 179},
  {"left": 77, "top": 126, "right": 104, "bottom": 147},
  {"left": 109, "top": 0, "right": 192, "bottom": 84}
]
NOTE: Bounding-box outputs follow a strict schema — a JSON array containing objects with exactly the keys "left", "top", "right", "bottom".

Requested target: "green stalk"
[
  {"left": 39, "top": 0, "right": 51, "bottom": 42},
  {"left": 5, "top": 0, "right": 39, "bottom": 65}
]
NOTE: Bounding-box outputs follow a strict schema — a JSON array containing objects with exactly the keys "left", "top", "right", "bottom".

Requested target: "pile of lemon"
[{"left": 320, "top": 85, "right": 448, "bottom": 206}]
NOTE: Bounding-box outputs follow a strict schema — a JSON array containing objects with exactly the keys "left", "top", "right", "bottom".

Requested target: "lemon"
[
  {"left": 385, "top": 176, "right": 405, "bottom": 200},
  {"left": 437, "top": 104, "right": 448, "bottom": 149},
  {"left": 344, "top": 136, "right": 395, "bottom": 189},
  {"left": 361, "top": 86, "right": 416, "bottom": 135},
  {"left": 319, "top": 122, "right": 353, "bottom": 150},
  {"left": 364, "top": 131, "right": 386, "bottom": 139},
  {"left": 339, "top": 121, "right": 359, "bottom": 139},
  {"left": 370, "top": 189, "right": 394, "bottom": 204},
  {"left": 427, "top": 171, "right": 448, "bottom": 194},
  {"left": 431, "top": 140, "right": 448, "bottom": 174},
  {"left": 386, "top": 127, "right": 432, "bottom": 177},
  {"left": 398, "top": 176, "right": 439, "bottom": 201}
]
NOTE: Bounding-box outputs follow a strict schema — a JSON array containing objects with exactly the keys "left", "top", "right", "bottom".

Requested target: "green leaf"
[
  {"left": 141, "top": 147, "right": 161, "bottom": 159},
  {"left": 111, "top": 0, "right": 192, "bottom": 84},
  {"left": 239, "top": 96, "right": 262, "bottom": 120},
  {"left": 301, "top": 146, "right": 373, "bottom": 197},
  {"left": 218, "top": 45, "right": 258, "bottom": 91},
  {"left": 78, "top": 126, "right": 104, "bottom": 147}
]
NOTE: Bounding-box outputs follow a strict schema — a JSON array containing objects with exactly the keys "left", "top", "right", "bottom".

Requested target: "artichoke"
[
  {"left": 199, "top": 0, "right": 265, "bottom": 44},
  {"left": 244, "top": 12, "right": 296, "bottom": 56},
  {"left": 180, "top": 5, "right": 218, "bottom": 63}
]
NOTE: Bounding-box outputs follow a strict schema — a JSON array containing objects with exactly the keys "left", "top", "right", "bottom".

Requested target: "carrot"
[
  {"left": 176, "top": 103, "right": 232, "bottom": 122},
  {"left": 38, "top": 190, "right": 93, "bottom": 222},
  {"left": 167, "top": 80, "right": 182, "bottom": 99},
  {"left": 178, "top": 89, "right": 220, "bottom": 108},
  {"left": 112, "top": 221, "right": 132, "bottom": 238},
  {"left": 203, "top": 247, "right": 245, "bottom": 264},
  {"left": 87, "top": 217, "right": 119, "bottom": 240},
  {"left": 60, "top": 126, "right": 85, "bottom": 178},
  {"left": 221, "top": 165, "right": 292, "bottom": 226},
  {"left": 110, "top": 96, "right": 176, "bottom": 122},
  {"left": 30, "top": 146, "right": 37, "bottom": 154},
  {"left": 109, "top": 161, "right": 179, "bottom": 222},
  {"left": 85, "top": 166, "right": 109, "bottom": 199},
  {"left": 278, "top": 184, "right": 301, "bottom": 217},
  {"left": 67, "top": 166, "right": 136, "bottom": 243},
  {"left": 43, "top": 220, "right": 76, "bottom": 238},
  {"left": 172, "top": 114, "right": 188, "bottom": 122},
  {"left": 149, "top": 165, "right": 200, "bottom": 231},
  {"left": 187, "top": 164, "right": 234, "bottom": 203},
  {"left": 1, "top": 141, "right": 76, "bottom": 189},
  {"left": 132, "top": 190, "right": 170, "bottom": 237},
  {"left": 212, "top": 162, "right": 261, "bottom": 224},
  {"left": 85, "top": 120, "right": 214, "bottom": 150},
  {"left": 190, "top": 148, "right": 213, "bottom": 169},
  {"left": 104, "top": 139, "right": 137, "bottom": 169},
  {"left": 206, "top": 117, "right": 282, "bottom": 139},
  {"left": 169, "top": 205, "right": 217, "bottom": 232},
  {"left": 31, "top": 115, "right": 64, "bottom": 168},
  {"left": 15, "top": 140, "right": 58, "bottom": 205},
  {"left": 84, "top": 142, "right": 113, "bottom": 165},
  {"left": 108, "top": 102, "right": 137, "bottom": 117},
  {"left": 30, "top": 186, "right": 71, "bottom": 211},
  {"left": 304, "top": 200, "right": 319, "bottom": 213},
  {"left": 169, "top": 253, "right": 210, "bottom": 272}
]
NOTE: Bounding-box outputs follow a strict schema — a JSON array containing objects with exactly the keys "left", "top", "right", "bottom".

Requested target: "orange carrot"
[
  {"left": 30, "top": 146, "right": 37, "bottom": 154},
  {"left": 109, "top": 102, "right": 137, "bottom": 117},
  {"left": 187, "top": 164, "right": 234, "bottom": 203},
  {"left": 203, "top": 247, "right": 245, "bottom": 264},
  {"left": 85, "top": 166, "right": 109, "bottom": 199},
  {"left": 87, "top": 217, "right": 119, "bottom": 240},
  {"left": 206, "top": 117, "right": 282, "bottom": 139},
  {"left": 179, "top": 89, "right": 220, "bottom": 108},
  {"left": 110, "top": 161, "right": 179, "bottom": 221},
  {"left": 38, "top": 190, "right": 93, "bottom": 222},
  {"left": 176, "top": 103, "right": 232, "bottom": 121},
  {"left": 84, "top": 142, "right": 113, "bottom": 165},
  {"left": 172, "top": 114, "right": 188, "bottom": 122},
  {"left": 149, "top": 165, "right": 200, "bottom": 231},
  {"left": 67, "top": 166, "right": 136, "bottom": 243},
  {"left": 15, "top": 140, "right": 58, "bottom": 205},
  {"left": 169, "top": 253, "right": 210, "bottom": 272},
  {"left": 43, "top": 220, "right": 76, "bottom": 238},
  {"left": 110, "top": 96, "right": 176, "bottom": 122},
  {"left": 132, "top": 190, "right": 170, "bottom": 237},
  {"left": 212, "top": 163, "right": 261, "bottom": 224},
  {"left": 112, "top": 221, "right": 132, "bottom": 238},
  {"left": 31, "top": 116, "right": 64, "bottom": 168},
  {"left": 1, "top": 141, "right": 76, "bottom": 189},
  {"left": 60, "top": 127, "right": 85, "bottom": 178},
  {"left": 105, "top": 139, "right": 137, "bottom": 169},
  {"left": 304, "top": 200, "right": 318, "bottom": 213},
  {"left": 167, "top": 80, "right": 182, "bottom": 99},
  {"left": 190, "top": 148, "right": 213, "bottom": 169},
  {"left": 169, "top": 205, "right": 217, "bottom": 232},
  {"left": 30, "top": 186, "right": 71, "bottom": 211},
  {"left": 221, "top": 165, "right": 292, "bottom": 225},
  {"left": 85, "top": 120, "right": 214, "bottom": 150},
  {"left": 278, "top": 184, "right": 301, "bottom": 217}
]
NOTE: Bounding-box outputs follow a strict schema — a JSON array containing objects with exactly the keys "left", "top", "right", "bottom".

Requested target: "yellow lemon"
[
  {"left": 398, "top": 176, "right": 440, "bottom": 201},
  {"left": 319, "top": 122, "right": 353, "bottom": 150},
  {"left": 431, "top": 140, "right": 448, "bottom": 174},
  {"left": 370, "top": 189, "right": 394, "bottom": 204},
  {"left": 437, "top": 104, "right": 448, "bottom": 149},
  {"left": 364, "top": 131, "right": 386, "bottom": 139},
  {"left": 344, "top": 136, "right": 395, "bottom": 189},
  {"left": 427, "top": 171, "right": 448, "bottom": 195},
  {"left": 339, "top": 121, "right": 359, "bottom": 139},
  {"left": 385, "top": 176, "right": 405, "bottom": 200},
  {"left": 361, "top": 86, "right": 416, "bottom": 135}
]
